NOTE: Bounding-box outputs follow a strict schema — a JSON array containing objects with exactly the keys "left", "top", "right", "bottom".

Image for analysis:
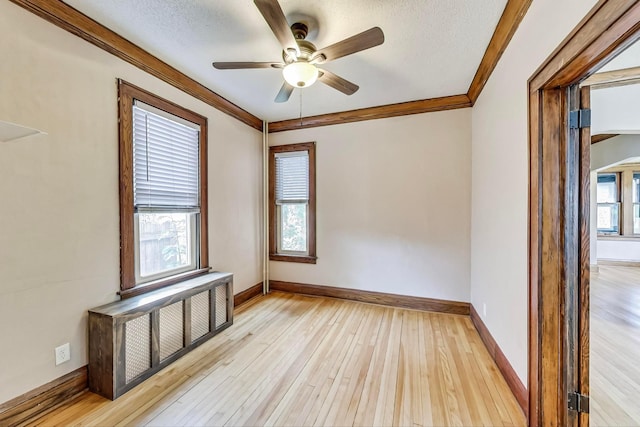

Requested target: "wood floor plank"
[
  {"left": 223, "top": 299, "right": 343, "bottom": 427},
  {"left": 374, "top": 308, "right": 403, "bottom": 426},
  {"left": 352, "top": 306, "right": 394, "bottom": 426},
  {"left": 591, "top": 266, "right": 640, "bottom": 426},
  {"left": 32, "top": 292, "right": 525, "bottom": 427},
  {"left": 265, "top": 302, "right": 354, "bottom": 427},
  {"left": 300, "top": 302, "right": 367, "bottom": 426}
]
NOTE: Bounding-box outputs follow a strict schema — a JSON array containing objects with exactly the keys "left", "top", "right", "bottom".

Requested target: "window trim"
[
  {"left": 269, "top": 142, "right": 316, "bottom": 264},
  {"left": 118, "top": 80, "right": 209, "bottom": 297},
  {"left": 596, "top": 171, "right": 622, "bottom": 236}
]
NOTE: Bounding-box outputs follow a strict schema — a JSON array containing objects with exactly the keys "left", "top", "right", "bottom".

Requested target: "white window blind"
[
  {"left": 275, "top": 151, "right": 309, "bottom": 203},
  {"left": 133, "top": 102, "right": 200, "bottom": 209}
]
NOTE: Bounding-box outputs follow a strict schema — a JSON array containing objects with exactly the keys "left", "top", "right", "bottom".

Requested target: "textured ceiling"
[{"left": 65, "top": 0, "right": 507, "bottom": 122}]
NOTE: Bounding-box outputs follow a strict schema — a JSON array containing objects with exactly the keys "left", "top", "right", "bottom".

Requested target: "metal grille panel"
[
  {"left": 125, "top": 314, "right": 151, "bottom": 383},
  {"left": 159, "top": 302, "right": 184, "bottom": 361},
  {"left": 215, "top": 285, "right": 227, "bottom": 328},
  {"left": 191, "top": 291, "right": 210, "bottom": 342}
]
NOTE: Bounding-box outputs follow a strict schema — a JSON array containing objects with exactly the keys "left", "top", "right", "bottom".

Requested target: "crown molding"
[
  {"left": 467, "top": 0, "right": 533, "bottom": 104},
  {"left": 11, "top": 0, "right": 531, "bottom": 133},
  {"left": 269, "top": 0, "right": 532, "bottom": 132},
  {"left": 268, "top": 94, "right": 472, "bottom": 133},
  {"left": 8, "top": 0, "right": 263, "bottom": 131}
]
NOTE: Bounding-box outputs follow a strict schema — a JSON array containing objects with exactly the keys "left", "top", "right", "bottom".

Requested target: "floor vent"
[{"left": 88, "top": 272, "right": 233, "bottom": 399}]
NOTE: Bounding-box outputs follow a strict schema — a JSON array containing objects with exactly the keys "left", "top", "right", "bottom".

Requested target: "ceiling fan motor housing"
[{"left": 283, "top": 23, "right": 317, "bottom": 64}]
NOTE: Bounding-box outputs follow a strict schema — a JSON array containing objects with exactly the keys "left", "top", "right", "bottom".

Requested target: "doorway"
[
  {"left": 528, "top": 1, "right": 640, "bottom": 425},
  {"left": 584, "top": 42, "right": 640, "bottom": 425}
]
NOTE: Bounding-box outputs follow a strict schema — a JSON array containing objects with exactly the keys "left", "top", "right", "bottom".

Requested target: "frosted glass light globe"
[{"left": 282, "top": 62, "right": 319, "bottom": 88}]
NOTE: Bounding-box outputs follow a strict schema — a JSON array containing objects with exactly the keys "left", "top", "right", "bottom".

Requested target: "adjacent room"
[
  {"left": 585, "top": 41, "right": 640, "bottom": 425},
  {"left": 1, "top": 0, "right": 639, "bottom": 426}
]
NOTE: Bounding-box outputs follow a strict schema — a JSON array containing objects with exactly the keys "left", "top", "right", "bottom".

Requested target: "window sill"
[
  {"left": 119, "top": 267, "right": 211, "bottom": 299},
  {"left": 269, "top": 254, "right": 317, "bottom": 264},
  {"left": 597, "top": 235, "right": 640, "bottom": 241}
]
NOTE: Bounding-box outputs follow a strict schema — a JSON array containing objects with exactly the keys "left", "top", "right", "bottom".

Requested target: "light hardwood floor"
[
  {"left": 29, "top": 292, "right": 524, "bottom": 426},
  {"left": 591, "top": 266, "right": 640, "bottom": 426}
]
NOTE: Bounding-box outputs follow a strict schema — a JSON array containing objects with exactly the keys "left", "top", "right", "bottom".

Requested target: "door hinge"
[
  {"left": 569, "top": 109, "right": 591, "bottom": 129},
  {"left": 568, "top": 391, "right": 589, "bottom": 413}
]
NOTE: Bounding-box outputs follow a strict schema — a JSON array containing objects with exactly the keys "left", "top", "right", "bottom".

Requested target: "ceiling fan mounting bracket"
[{"left": 290, "top": 22, "right": 309, "bottom": 40}]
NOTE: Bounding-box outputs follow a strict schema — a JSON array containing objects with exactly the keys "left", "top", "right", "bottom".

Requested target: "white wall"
[
  {"left": 269, "top": 110, "right": 471, "bottom": 302},
  {"left": 598, "top": 240, "right": 640, "bottom": 261},
  {"left": 0, "top": 2, "right": 262, "bottom": 404},
  {"left": 592, "top": 85, "right": 640, "bottom": 134},
  {"left": 470, "top": 0, "right": 599, "bottom": 385}
]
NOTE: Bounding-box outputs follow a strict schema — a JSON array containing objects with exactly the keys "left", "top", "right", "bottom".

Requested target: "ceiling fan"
[{"left": 212, "top": 0, "right": 385, "bottom": 103}]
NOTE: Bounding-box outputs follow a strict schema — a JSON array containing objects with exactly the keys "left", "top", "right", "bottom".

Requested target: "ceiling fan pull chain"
[{"left": 299, "top": 89, "right": 303, "bottom": 128}]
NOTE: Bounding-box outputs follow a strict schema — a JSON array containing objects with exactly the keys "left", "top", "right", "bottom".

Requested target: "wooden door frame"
[{"left": 528, "top": 1, "right": 640, "bottom": 425}]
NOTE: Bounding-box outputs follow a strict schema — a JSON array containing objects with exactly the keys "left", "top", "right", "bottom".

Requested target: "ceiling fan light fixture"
[{"left": 283, "top": 61, "right": 318, "bottom": 88}]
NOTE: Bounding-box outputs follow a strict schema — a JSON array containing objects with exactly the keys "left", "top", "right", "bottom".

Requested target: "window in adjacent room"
[
  {"left": 596, "top": 172, "right": 620, "bottom": 235},
  {"left": 118, "top": 81, "right": 208, "bottom": 295},
  {"left": 269, "top": 142, "right": 316, "bottom": 264},
  {"left": 634, "top": 172, "right": 640, "bottom": 234}
]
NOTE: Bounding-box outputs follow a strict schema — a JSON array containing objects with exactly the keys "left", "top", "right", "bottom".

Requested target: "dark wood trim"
[
  {"left": 270, "top": 280, "right": 470, "bottom": 315},
  {"left": 118, "top": 80, "right": 209, "bottom": 295},
  {"left": 578, "top": 85, "right": 591, "bottom": 427},
  {"left": 470, "top": 305, "right": 527, "bottom": 417},
  {"left": 0, "top": 366, "right": 88, "bottom": 426},
  {"left": 8, "top": 0, "right": 261, "bottom": 130},
  {"left": 119, "top": 268, "right": 211, "bottom": 299},
  {"left": 269, "top": 254, "right": 317, "bottom": 264},
  {"left": 268, "top": 95, "right": 471, "bottom": 133},
  {"left": 234, "top": 282, "right": 264, "bottom": 307},
  {"left": 591, "top": 133, "right": 619, "bottom": 144},
  {"left": 530, "top": 1, "right": 640, "bottom": 90},
  {"left": 268, "top": 143, "right": 317, "bottom": 261},
  {"left": 118, "top": 81, "right": 136, "bottom": 290},
  {"left": 528, "top": 2, "right": 640, "bottom": 425},
  {"left": 467, "top": 0, "right": 533, "bottom": 103}
]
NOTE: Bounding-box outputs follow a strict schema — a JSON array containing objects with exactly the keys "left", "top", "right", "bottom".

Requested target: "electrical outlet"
[
  {"left": 483, "top": 303, "right": 487, "bottom": 317},
  {"left": 55, "top": 343, "right": 70, "bottom": 366}
]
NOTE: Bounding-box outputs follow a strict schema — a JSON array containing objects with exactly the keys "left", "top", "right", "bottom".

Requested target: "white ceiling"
[{"left": 65, "top": 0, "right": 507, "bottom": 122}]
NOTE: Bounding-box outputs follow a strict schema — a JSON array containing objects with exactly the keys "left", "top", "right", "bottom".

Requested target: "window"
[
  {"left": 634, "top": 172, "right": 640, "bottom": 234},
  {"left": 596, "top": 173, "right": 620, "bottom": 235},
  {"left": 269, "top": 142, "right": 316, "bottom": 263},
  {"left": 118, "top": 81, "right": 208, "bottom": 296}
]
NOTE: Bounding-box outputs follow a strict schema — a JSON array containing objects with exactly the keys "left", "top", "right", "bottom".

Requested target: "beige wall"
[
  {"left": 0, "top": 2, "right": 262, "bottom": 404},
  {"left": 269, "top": 110, "right": 472, "bottom": 302},
  {"left": 470, "top": 0, "right": 599, "bottom": 385}
]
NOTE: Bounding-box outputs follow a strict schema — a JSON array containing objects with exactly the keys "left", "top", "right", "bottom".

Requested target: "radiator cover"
[{"left": 88, "top": 272, "right": 233, "bottom": 399}]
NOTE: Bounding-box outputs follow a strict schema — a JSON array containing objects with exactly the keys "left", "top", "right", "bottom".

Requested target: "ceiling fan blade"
[
  {"left": 275, "top": 82, "right": 294, "bottom": 103},
  {"left": 212, "top": 62, "right": 283, "bottom": 69},
  {"left": 254, "top": 0, "right": 299, "bottom": 57},
  {"left": 318, "top": 69, "right": 359, "bottom": 95},
  {"left": 313, "top": 27, "right": 384, "bottom": 63}
]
